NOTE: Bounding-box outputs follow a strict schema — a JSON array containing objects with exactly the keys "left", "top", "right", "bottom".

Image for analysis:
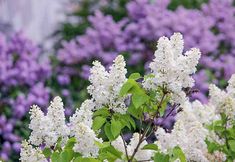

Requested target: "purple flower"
[{"left": 0, "top": 32, "right": 51, "bottom": 160}]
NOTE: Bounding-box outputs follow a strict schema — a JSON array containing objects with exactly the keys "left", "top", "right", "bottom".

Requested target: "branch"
[{"left": 121, "top": 133, "right": 129, "bottom": 161}]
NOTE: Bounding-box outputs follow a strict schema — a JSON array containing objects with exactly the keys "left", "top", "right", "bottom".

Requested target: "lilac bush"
[
  {"left": 0, "top": 32, "right": 51, "bottom": 161},
  {"left": 56, "top": 0, "right": 235, "bottom": 103}
]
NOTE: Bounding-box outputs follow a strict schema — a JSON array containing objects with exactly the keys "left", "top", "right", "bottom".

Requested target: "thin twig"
[
  {"left": 129, "top": 123, "right": 151, "bottom": 161},
  {"left": 121, "top": 133, "right": 129, "bottom": 161}
]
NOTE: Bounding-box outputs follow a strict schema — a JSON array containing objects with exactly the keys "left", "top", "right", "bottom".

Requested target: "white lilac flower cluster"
[
  {"left": 69, "top": 99, "right": 102, "bottom": 157},
  {"left": 87, "top": 55, "right": 128, "bottom": 114},
  {"left": 20, "top": 141, "right": 47, "bottom": 162},
  {"left": 144, "top": 33, "right": 201, "bottom": 104},
  {"left": 21, "top": 97, "right": 102, "bottom": 161},
  {"left": 28, "top": 97, "right": 70, "bottom": 147},
  {"left": 20, "top": 33, "right": 234, "bottom": 161},
  {"left": 209, "top": 74, "right": 235, "bottom": 120},
  {"left": 156, "top": 74, "right": 235, "bottom": 162},
  {"left": 156, "top": 101, "right": 210, "bottom": 162}
]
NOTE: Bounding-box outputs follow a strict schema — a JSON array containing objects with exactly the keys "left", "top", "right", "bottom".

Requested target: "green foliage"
[
  {"left": 111, "top": 118, "right": 123, "bottom": 138},
  {"left": 93, "top": 116, "right": 107, "bottom": 131},
  {"left": 154, "top": 152, "right": 170, "bottom": 162},
  {"left": 206, "top": 114, "right": 235, "bottom": 161},
  {"left": 142, "top": 144, "right": 159, "bottom": 151},
  {"left": 168, "top": 0, "right": 208, "bottom": 10}
]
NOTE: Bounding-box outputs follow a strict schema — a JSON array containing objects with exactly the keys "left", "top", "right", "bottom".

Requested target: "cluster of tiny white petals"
[
  {"left": 72, "top": 123, "right": 102, "bottom": 157},
  {"left": 207, "top": 151, "right": 227, "bottom": 162},
  {"left": 47, "top": 97, "right": 70, "bottom": 143},
  {"left": 112, "top": 133, "right": 153, "bottom": 161},
  {"left": 156, "top": 101, "right": 209, "bottom": 162},
  {"left": 144, "top": 33, "right": 201, "bottom": 104},
  {"left": 28, "top": 97, "right": 69, "bottom": 147},
  {"left": 190, "top": 100, "right": 219, "bottom": 125},
  {"left": 209, "top": 74, "right": 235, "bottom": 119},
  {"left": 20, "top": 140, "right": 47, "bottom": 162},
  {"left": 88, "top": 55, "right": 127, "bottom": 114},
  {"left": 69, "top": 99, "right": 94, "bottom": 133},
  {"left": 69, "top": 99, "right": 102, "bottom": 157}
]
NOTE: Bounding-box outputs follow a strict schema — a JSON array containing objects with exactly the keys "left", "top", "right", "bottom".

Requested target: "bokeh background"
[{"left": 0, "top": 0, "right": 234, "bottom": 161}]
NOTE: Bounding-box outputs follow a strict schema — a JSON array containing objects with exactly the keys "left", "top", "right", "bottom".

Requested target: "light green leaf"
[
  {"left": 51, "top": 152, "right": 60, "bottom": 162},
  {"left": 119, "top": 81, "right": 133, "bottom": 96},
  {"left": 93, "top": 108, "right": 110, "bottom": 117},
  {"left": 93, "top": 116, "right": 106, "bottom": 131},
  {"left": 129, "top": 73, "right": 141, "bottom": 80},
  {"left": 228, "top": 140, "right": 235, "bottom": 152},
  {"left": 154, "top": 152, "right": 169, "bottom": 162},
  {"left": 172, "top": 146, "right": 186, "bottom": 162},
  {"left": 142, "top": 144, "right": 159, "bottom": 151},
  {"left": 132, "top": 93, "right": 149, "bottom": 108},
  {"left": 104, "top": 123, "right": 115, "bottom": 141},
  {"left": 111, "top": 118, "right": 122, "bottom": 138}
]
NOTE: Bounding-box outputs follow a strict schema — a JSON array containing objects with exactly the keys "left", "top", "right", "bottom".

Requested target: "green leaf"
[
  {"left": 129, "top": 73, "right": 141, "bottom": 80},
  {"left": 51, "top": 152, "right": 60, "bottom": 162},
  {"left": 104, "top": 123, "right": 115, "bottom": 140},
  {"left": 111, "top": 118, "right": 122, "bottom": 138},
  {"left": 228, "top": 140, "right": 235, "bottom": 152},
  {"left": 205, "top": 139, "right": 220, "bottom": 153},
  {"left": 132, "top": 93, "right": 149, "bottom": 108},
  {"left": 60, "top": 150, "right": 69, "bottom": 162},
  {"left": 93, "top": 116, "right": 106, "bottom": 131},
  {"left": 127, "top": 103, "right": 141, "bottom": 119},
  {"left": 154, "top": 152, "right": 169, "bottom": 162},
  {"left": 64, "top": 137, "right": 76, "bottom": 150},
  {"left": 142, "top": 144, "right": 159, "bottom": 151},
  {"left": 172, "top": 146, "right": 186, "bottom": 162},
  {"left": 120, "top": 117, "right": 131, "bottom": 130},
  {"left": 55, "top": 137, "right": 62, "bottom": 151},
  {"left": 129, "top": 117, "right": 136, "bottom": 130},
  {"left": 73, "top": 157, "right": 100, "bottom": 162},
  {"left": 42, "top": 148, "right": 52, "bottom": 158},
  {"left": 93, "top": 108, "right": 110, "bottom": 117},
  {"left": 119, "top": 81, "right": 133, "bottom": 96}
]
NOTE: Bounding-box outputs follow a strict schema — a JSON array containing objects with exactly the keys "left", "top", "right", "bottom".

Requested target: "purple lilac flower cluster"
[
  {"left": 57, "top": 0, "right": 235, "bottom": 103},
  {"left": 0, "top": 32, "right": 51, "bottom": 161}
]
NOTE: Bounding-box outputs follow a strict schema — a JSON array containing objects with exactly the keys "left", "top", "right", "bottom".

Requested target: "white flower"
[
  {"left": 69, "top": 99, "right": 102, "bottom": 157},
  {"left": 20, "top": 140, "right": 47, "bottom": 162},
  {"left": 144, "top": 33, "right": 201, "bottom": 105},
  {"left": 209, "top": 77, "right": 235, "bottom": 119},
  {"left": 28, "top": 97, "right": 69, "bottom": 147},
  {"left": 227, "top": 74, "right": 235, "bottom": 98},
  {"left": 73, "top": 123, "right": 102, "bottom": 157},
  {"left": 156, "top": 101, "right": 209, "bottom": 162},
  {"left": 191, "top": 100, "right": 219, "bottom": 125},
  {"left": 47, "top": 96, "right": 70, "bottom": 143},
  {"left": 69, "top": 99, "right": 94, "bottom": 135},
  {"left": 87, "top": 55, "right": 127, "bottom": 114}
]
